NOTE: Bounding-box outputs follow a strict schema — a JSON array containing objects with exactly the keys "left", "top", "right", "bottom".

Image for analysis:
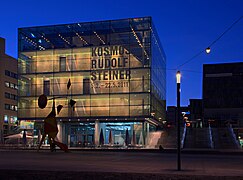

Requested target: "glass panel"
[
  {"left": 110, "top": 106, "right": 129, "bottom": 116},
  {"left": 18, "top": 17, "right": 166, "bottom": 122},
  {"left": 110, "top": 94, "right": 129, "bottom": 106}
]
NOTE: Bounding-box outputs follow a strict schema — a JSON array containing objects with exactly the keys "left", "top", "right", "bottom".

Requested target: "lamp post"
[
  {"left": 206, "top": 47, "right": 211, "bottom": 54},
  {"left": 176, "top": 71, "right": 181, "bottom": 171}
]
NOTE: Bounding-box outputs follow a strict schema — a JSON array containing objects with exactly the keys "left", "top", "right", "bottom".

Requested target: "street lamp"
[
  {"left": 176, "top": 71, "right": 181, "bottom": 83},
  {"left": 206, "top": 47, "right": 211, "bottom": 54},
  {"left": 176, "top": 71, "right": 181, "bottom": 171}
]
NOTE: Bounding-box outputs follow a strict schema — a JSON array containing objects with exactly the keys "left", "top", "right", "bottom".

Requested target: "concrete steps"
[
  {"left": 212, "top": 128, "right": 240, "bottom": 149},
  {"left": 156, "top": 127, "right": 240, "bottom": 149},
  {"left": 146, "top": 131, "right": 162, "bottom": 148},
  {"left": 184, "top": 128, "right": 212, "bottom": 149},
  {"left": 155, "top": 128, "right": 179, "bottom": 149}
]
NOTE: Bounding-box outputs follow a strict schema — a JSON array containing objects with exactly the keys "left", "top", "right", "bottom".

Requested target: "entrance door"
[{"left": 69, "top": 126, "right": 94, "bottom": 147}]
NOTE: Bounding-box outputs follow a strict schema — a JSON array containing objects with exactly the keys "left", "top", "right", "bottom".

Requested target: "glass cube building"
[{"left": 18, "top": 17, "right": 166, "bottom": 147}]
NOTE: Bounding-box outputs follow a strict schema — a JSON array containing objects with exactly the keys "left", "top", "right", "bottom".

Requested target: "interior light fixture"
[
  {"left": 58, "top": 34, "right": 71, "bottom": 45},
  {"left": 76, "top": 32, "right": 88, "bottom": 45},
  {"left": 94, "top": 31, "right": 105, "bottom": 45}
]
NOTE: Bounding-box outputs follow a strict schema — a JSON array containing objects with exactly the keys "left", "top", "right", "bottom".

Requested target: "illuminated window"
[
  {"left": 5, "top": 82, "right": 10, "bottom": 87},
  {"left": 4, "top": 104, "right": 17, "bottom": 111},
  {"left": 10, "top": 105, "right": 15, "bottom": 111},
  {"left": 10, "top": 83, "right": 15, "bottom": 89},
  {"left": 14, "top": 117, "right": 17, "bottom": 124},
  {"left": 4, "top": 115, "right": 8, "bottom": 123},
  {"left": 10, "top": 116, "right": 14, "bottom": 124}
]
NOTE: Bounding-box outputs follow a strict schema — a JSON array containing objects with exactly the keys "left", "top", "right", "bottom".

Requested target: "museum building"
[{"left": 18, "top": 17, "right": 166, "bottom": 147}]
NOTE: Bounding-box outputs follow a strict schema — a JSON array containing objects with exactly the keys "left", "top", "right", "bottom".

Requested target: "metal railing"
[
  {"left": 208, "top": 124, "right": 214, "bottom": 148},
  {"left": 181, "top": 123, "right": 186, "bottom": 148}
]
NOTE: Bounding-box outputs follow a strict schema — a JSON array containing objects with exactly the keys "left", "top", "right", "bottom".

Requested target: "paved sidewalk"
[{"left": 0, "top": 150, "right": 242, "bottom": 179}]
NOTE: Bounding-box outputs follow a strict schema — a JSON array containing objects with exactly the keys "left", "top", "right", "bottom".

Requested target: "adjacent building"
[
  {"left": 166, "top": 106, "right": 189, "bottom": 126},
  {"left": 0, "top": 37, "right": 18, "bottom": 139},
  {"left": 166, "top": 99, "right": 203, "bottom": 128},
  {"left": 203, "top": 62, "right": 243, "bottom": 128},
  {"left": 189, "top": 99, "right": 203, "bottom": 127},
  {"left": 18, "top": 17, "right": 166, "bottom": 147}
]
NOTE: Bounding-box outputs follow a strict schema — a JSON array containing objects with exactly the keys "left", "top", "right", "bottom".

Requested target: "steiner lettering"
[{"left": 91, "top": 69, "right": 131, "bottom": 81}]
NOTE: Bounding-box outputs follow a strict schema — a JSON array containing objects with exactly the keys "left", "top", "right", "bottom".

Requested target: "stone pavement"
[{"left": 0, "top": 149, "right": 242, "bottom": 179}]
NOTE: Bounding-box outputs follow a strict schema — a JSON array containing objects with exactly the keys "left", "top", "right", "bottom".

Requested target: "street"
[{"left": 0, "top": 149, "right": 242, "bottom": 179}]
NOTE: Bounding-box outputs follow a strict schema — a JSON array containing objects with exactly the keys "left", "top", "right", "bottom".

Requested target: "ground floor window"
[{"left": 10, "top": 119, "right": 158, "bottom": 148}]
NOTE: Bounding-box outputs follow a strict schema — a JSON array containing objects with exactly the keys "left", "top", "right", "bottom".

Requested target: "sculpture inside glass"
[{"left": 37, "top": 79, "right": 75, "bottom": 152}]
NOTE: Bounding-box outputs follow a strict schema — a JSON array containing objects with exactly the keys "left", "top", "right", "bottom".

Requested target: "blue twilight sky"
[{"left": 0, "top": 0, "right": 242, "bottom": 106}]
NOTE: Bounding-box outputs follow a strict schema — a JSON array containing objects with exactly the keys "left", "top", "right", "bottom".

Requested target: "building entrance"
[{"left": 69, "top": 124, "right": 94, "bottom": 147}]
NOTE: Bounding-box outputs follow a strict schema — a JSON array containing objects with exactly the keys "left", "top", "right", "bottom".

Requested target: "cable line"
[
  {"left": 176, "top": 15, "right": 243, "bottom": 70},
  {"left": 208, "top": 16, "right": 243, "bottom": 48}
]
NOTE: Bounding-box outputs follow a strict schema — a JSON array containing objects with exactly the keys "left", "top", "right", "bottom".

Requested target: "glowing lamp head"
[
  {"left": 176, "top": 71, "right": 181, "bottom": 83},
  {"left": 206, "top": 47, "right": 211, "bottom": 54}
]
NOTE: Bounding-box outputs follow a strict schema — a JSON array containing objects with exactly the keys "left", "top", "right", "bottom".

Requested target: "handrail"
[
  {"left": 208, "top": 124, "right": 214, "bottom": 148},
  {"left": 181, "top": 123, "right": 186, "bottom": 148},
  {"left": 228, "top": 125, "right": 241, "bottom": 149}
]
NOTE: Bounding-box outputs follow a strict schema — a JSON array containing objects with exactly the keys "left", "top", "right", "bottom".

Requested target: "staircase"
[
  {"left": 183, "top": 128, "right": 212, "bottom": 149},
  {"left": 148, "top": 127, "right": 240, "bottom": 150},
  {"left": 212, "top": 128, "right": 240, "bottom": 149},
  {"left": 146, "top": 131, "right": 162, "bottom": 148},
  {"left": 4, "top": 126, "right": 21, "bottom": 137},
  {"left": 155, "top": 128, "right": 180, "bottom": 149}
]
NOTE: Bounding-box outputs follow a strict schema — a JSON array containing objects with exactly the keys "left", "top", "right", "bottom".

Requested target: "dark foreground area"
[
  {"left": 1, "top": 170, "right": 242, "bottom": 180},
  {"left": 0, "top": 149, "right": 242, "bottom": 179}
]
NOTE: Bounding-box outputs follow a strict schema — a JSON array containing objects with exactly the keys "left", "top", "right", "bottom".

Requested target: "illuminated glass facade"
[{"left": 18, "top": 17, "right": 166, "bottom": 147}]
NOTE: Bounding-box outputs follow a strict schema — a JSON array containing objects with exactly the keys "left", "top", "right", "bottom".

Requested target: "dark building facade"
[
  {"left": 203, "top": 62, "right": 243, "bottom": 127},
  {"left": 166, "top": 106, "right": 177, "bottom": 126},
  {"left": 0, "top": 37, "right": 18, "bottom": 141},
  {"left": 189, "top": 99, "right": 203, "bottom": 127},
  {"left": 166, "top": 106, "right": 189, "bottom": 127},
  {"left": 18, "top": 17, "right": 166, "bottom": 147}
]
